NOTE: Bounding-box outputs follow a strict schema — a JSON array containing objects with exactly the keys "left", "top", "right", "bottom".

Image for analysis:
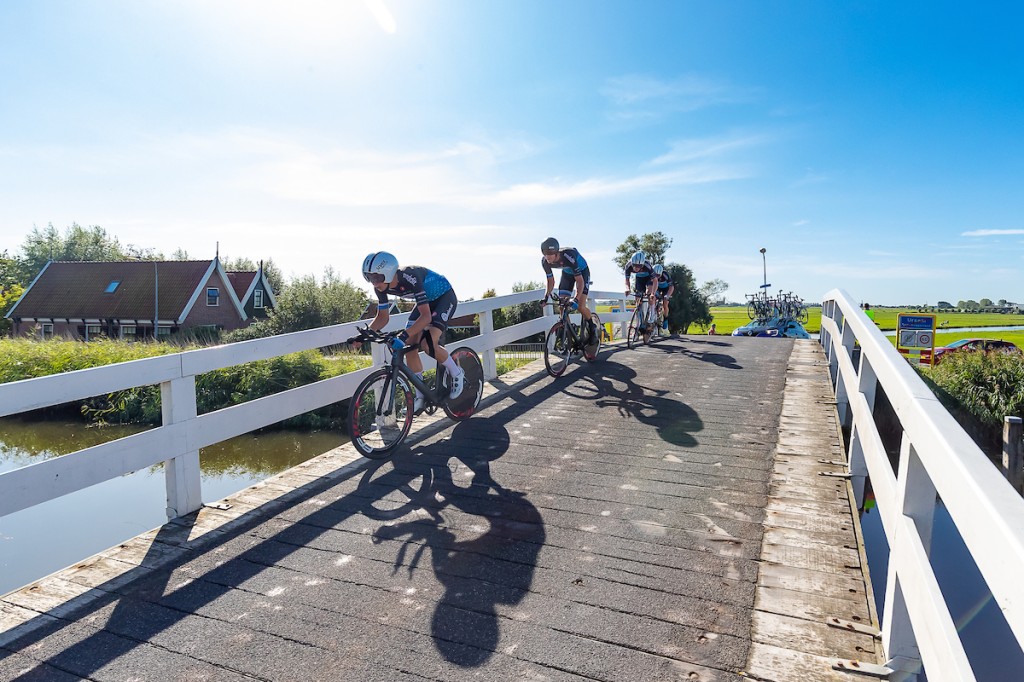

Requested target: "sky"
[{"left": 2, "top": 0, "right": 1023, "bottom": 306}]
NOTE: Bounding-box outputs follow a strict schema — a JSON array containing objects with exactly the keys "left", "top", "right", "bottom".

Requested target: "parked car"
[{"left": 932, "top": 338, "right": 1021, "bottom": 363}]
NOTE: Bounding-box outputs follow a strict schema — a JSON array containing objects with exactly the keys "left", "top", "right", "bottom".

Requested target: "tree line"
[{"left": 2, "top": 224, "right": 726, "bottom": 339}]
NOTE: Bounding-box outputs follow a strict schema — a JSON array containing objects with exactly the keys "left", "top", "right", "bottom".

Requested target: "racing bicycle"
[
  {"left": 346, "top": 326, "right": 484, "bottom": 458},
  {"left": 543, "top": 295, "right": 603, "bottom": 377},
  {"left": 627, "top": 293, "right": 655, "bottom": 349}
]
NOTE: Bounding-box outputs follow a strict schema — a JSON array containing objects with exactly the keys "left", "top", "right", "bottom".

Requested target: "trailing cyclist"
[
  {"left": 540, "top": 237, "right": 598, "bottom": 342},
  {"left": 653, "top": 264, "right": 675, "bottom": 333},
  {"left": 359, "top": 252, "right": 465, "bottom": 412},
  {"left": 624, "top": 251, "right": 658, "bottom": 331}
]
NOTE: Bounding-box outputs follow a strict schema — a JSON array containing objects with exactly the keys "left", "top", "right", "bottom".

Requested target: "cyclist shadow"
[
  {"left": 359, "top": 417, "right": 544, "bottom": 667},
  {"left": 567, "top": 360, "right": 703, "bottom": 448}
]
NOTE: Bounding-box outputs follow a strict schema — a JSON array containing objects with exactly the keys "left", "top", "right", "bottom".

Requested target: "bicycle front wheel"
[
  {"left": 443, "top": 347, "right": 484, "bottom": 421},
  {"left": 347, "top": 368, "right": 414, "bottom": 458},
  {"left": 544, "top": 321, "right": 571, "bottom": 377},
  {"left": 627, "top": 308, "right": 643, "bottom": 349}
]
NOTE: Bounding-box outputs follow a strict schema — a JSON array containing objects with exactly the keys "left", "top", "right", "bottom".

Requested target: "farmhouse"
[{"left": 5, "top": 259, "right": 276, "bottom": 340}]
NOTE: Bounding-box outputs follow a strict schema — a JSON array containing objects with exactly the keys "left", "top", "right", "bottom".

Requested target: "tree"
[
  {"left": 665, "top": 263, "right": 712, "bottom": 333},
  {"left": 613, "top": 231, "right": 673, "bottom": 270},
  {"left": 222, "top": 256, "right": 284, "bottom": 293},
  {"left": 699, "top": 278, "right": 729, "bottom": 306},
  {"left": 20, "top": 223, "right": 129, "bottom": 282},
  {"left": 980, "top": 298, "right": 993, "bottom": 308}
]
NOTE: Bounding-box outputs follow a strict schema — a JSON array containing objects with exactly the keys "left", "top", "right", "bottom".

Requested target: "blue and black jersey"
[
  {"left": 656, "top": 273, "right": 673, "bottom": 292},
  {"left": 375, "top": 266, "right": 452, "bottom": 309},
  {"left": 625, "top": 262, "right": 655, "bottom": 284},
  {"left": 541, "top": 248, "right": 588, "bottom": 278}
]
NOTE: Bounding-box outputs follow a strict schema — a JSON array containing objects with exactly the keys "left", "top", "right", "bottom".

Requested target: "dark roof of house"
[
  {"left": 226, "top": 272, "right": 255, "bottom": 301},
  {"left": 6, "top": 260, "right": 237, "bottom": 321}
]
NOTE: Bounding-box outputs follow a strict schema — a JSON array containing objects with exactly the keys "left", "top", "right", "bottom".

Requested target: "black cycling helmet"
[{"left": 541, "top": 237, "right": 560, "bottom": 254}]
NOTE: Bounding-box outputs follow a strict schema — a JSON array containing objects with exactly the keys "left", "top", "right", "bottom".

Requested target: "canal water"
[{"left": 0, "top": 418, "right": 347, "bottom": 596}]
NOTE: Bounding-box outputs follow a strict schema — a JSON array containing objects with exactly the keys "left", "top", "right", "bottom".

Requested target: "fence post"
[
  {"left": 619, "top": 296, "right": 629, "bottom": 340},
  {"left": 161, "top": 376, "right": 202, "bottom": 520},
  {"left": 478, "top": 309, "right": 498, "bottom": 381},
  {"left": 1003, "top": 416, "right": 1024, "bottom": 494}
]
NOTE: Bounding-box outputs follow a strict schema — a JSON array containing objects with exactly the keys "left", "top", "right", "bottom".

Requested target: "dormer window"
[
  {"left": 254, "top": 289, "right": 264, "bottom": 309},
  {"left": 105, "top": 280, "right": 121, "bottom": 293},
  {"left": 207, "top": 288, "right": 219, "bottom": 306}
]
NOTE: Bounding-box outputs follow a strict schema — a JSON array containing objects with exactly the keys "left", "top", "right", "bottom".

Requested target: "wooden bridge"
[
  {"left": 4, "top": 288, "right": 1024, "bottom": 681},
  {"left": 0, "top": 336, "right": 880, "bottom": 681}
]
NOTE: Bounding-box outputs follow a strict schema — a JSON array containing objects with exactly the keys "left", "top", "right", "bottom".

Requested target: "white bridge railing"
[
  {"left": 0, "top": 289, "right": 630, "bottom": 526},
  {"left": 819, "top": 288, "right": 1024, "bottom": 682}
]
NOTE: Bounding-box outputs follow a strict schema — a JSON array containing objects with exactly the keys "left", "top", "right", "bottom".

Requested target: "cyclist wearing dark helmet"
[
  {"left": 624, "top": 250, "right": 658, "bottom": 331},
  {"left": 540, "top": 237, "right": 597, "bottom": 341},
  {"left": 653, "top": 264, "right": 675, "bottom": 332},
  {"left": 359, "top": 251, "right": 465, "bottom": 407}
]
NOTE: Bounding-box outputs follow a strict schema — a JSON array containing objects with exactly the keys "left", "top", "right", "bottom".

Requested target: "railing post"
[
  {"left": 834, "top": 317, "right": 856, "bottom": 429},
  {"left": 882, "top": 436, "right": 936, "bottom": 681},
  {"left": 1004, "top": 416, "right": 1024, "bottom": 494},
  {"left": 478, "top": 309, "right": 498, "bottom": 381},
  {"left": 619, "top": 296, "right": 629, "bottom": 340},
  {"left": 846, "top": 355, "right": 878, "bottom": 508},
  {"left": 161, "top": 376, "right": 202, "bottom": 520}
]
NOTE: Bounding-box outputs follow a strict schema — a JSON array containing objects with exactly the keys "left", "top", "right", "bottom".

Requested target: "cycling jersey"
[
  {"left": 656, "top": 273, "right": 673, "bottom": 292},
  {"left": 541, "top": 248, "right": 588, "bottom": 278},
  {"left": 625, "top": 262, "right": 655, "bottom": 293},
  {"left": 375, "top": 266, "right": 452, "bottom": 307}
]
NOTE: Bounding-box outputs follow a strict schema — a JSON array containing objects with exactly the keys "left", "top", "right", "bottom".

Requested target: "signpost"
[{"left": 897, "top": 313, "right": 936, "bottom": 366}]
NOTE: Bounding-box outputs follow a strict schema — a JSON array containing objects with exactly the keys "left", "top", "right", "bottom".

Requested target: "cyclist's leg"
[{"left": 425, "top": 291, "right": 466, "bottom": 398}]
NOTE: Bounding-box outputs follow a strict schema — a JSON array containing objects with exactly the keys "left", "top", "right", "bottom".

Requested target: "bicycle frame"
[{"left": 372, "top": 344, "right": 449, "bottom": 417}]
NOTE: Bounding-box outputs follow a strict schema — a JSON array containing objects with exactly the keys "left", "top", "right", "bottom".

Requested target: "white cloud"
[
  {"left": 961, "top": 229, "right": 1024, "bottom": 237},
  {"left": 600, "top": 74, "right": 756, "bottom": 118},
  {"left": 648, "top": 132, "right": 770, "bottom": 166}
]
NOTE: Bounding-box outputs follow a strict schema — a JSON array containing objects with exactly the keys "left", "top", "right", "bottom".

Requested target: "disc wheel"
[
  {"left": 544, "top": 321, "right": 571, "bottom": 377},
  {"left": 443, "top": 347, "right": 484, "bottom": 421},
  {"left": 347, "top": 369, "right": 414, "bottom": 459}
]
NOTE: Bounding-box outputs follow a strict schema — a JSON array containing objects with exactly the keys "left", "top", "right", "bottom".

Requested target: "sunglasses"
[{"left": 363, "top": 272, "right": 386, "bottom": 284}]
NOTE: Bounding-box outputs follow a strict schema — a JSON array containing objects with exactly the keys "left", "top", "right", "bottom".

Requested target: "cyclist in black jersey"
[
  {"left": 653, "top": 264, "right": 675, "bottom": 332},
  {"left": 359, "top": 252, "right": 465, "bottom": 409},
  {"left": 624, "top": 251, "right": 658, "bottom": 330},
  {"left": 540, "top": 237, "right": 597, "bottom": 341}
]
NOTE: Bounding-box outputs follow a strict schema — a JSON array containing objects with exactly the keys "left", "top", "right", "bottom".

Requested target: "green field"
[{"left": 707, "top": 306, "right": 1024, "bottom": 347}]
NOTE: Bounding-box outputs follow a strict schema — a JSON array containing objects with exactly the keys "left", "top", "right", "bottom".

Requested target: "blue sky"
[{"left": 2, "top": 1, "right": 1022, "bottom": 306}]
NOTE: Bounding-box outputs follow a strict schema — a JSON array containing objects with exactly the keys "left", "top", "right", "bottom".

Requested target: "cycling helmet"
[
  {"left": 541, "top": 237, "right": 560, "bottom": 254},
  {"left": 653, "top": 264, "right": 664, "bottom": 276},
  {"left": 629, "top": 251, "right": 647, "bottom": 267},
  {"left": 362, "top": 251, "right": 399, "bottom": 285}
]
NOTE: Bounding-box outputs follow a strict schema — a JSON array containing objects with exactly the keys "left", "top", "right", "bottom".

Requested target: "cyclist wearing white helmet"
[
  {"left": 624, "top": 251, "right": 658, "bottom": 329},
  {"left": 540, "top": 237, "right": 597, "bottom": 341},
  {"left": 652, "top": 264, "right": 675, "bottom": 332},
  {"left": 359, "top": 252, "right": 465, "bottom": 406}
]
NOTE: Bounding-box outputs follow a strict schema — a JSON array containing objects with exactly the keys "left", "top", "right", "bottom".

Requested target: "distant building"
[{"left": 5, "top": 258, "right": 275, "bottom": 340}]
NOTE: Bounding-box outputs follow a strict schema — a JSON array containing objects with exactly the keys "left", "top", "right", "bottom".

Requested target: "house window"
[
  {"left": 86, "top": 325, "right": 102, "bottom": 341},
  {"left": 105, "top": 280, "right": 121, "bottom": 293},
  {"left": 207, "top": 288, "right": 219, "bottom": 306},
  {"left": 254, "top": 289, "right": 264, "bottom": 309},
  {"left": 41, "top": 323, "right": 53, "bottom": 339},
  {"left": 120, "top": 325, "right": 136, "bottom": 338},
  {"left": 156, "top": 326, "right": 171, "bottom": 337}
]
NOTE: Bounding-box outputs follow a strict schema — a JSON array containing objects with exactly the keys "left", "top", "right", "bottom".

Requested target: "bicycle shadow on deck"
[
  {"left": 559, "top": 354, "right": 704, "bottom": 448},
  {"left": 359, "top": 418, "right": 543, "bottom": 666}
]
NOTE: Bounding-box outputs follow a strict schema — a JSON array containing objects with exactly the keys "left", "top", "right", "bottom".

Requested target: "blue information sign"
[{"left": 899, "top": 315, "right": 934, "bottom": 330}]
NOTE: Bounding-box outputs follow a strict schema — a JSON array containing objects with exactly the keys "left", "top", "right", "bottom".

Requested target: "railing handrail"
[
  {"left": 819, "top": 288, "right": 1024, "bottom": 681},
  {"left": 0, "top": 288, "right": 632, "bottom": 522}
]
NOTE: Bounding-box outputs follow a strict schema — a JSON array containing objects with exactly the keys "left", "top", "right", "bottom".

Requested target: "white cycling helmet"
[
  {"left": 629, "top": 251, "right": 647, "bottom": 267},
  {"left": 362, "top": 251, "right": 399, "bottom": 285},
  {"left": 653, "top": 264, "right": 664, "bottom": 276}
]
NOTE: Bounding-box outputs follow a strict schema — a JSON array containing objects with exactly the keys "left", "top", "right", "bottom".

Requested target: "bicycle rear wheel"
[
  {"left": 584, "top": 314, "right": 603, "bottom": 361},
  {"left": 443, "top": 347, "right": 484, "bottom": 421},
  {"left": 347, "top": 368, "right": 414, "bottom": 458},
  {"left": 544, "top": 321, "right": 571, "bottom": 377}
]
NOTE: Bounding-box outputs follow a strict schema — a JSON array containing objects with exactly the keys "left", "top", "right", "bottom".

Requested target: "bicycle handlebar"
[{"left": 346, "top": 326, "right": 400, "bottom": 345}]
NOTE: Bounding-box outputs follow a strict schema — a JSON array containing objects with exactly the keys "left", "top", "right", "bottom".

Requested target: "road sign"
[{"left": 897, "top": 313, "right": 936, "bottom": 365}]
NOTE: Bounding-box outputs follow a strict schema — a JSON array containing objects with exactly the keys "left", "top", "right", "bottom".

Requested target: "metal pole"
[
  {"left": 154, "top": 261, "right": 159, "bottom": 339},
  {"left": 760, "top": 247, "right": 767, "bottom": 289}
]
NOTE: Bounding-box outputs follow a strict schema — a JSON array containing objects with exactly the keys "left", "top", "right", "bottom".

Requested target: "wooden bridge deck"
[{"left": 1, "top": 338, "right": 882, "bottom": 681}]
